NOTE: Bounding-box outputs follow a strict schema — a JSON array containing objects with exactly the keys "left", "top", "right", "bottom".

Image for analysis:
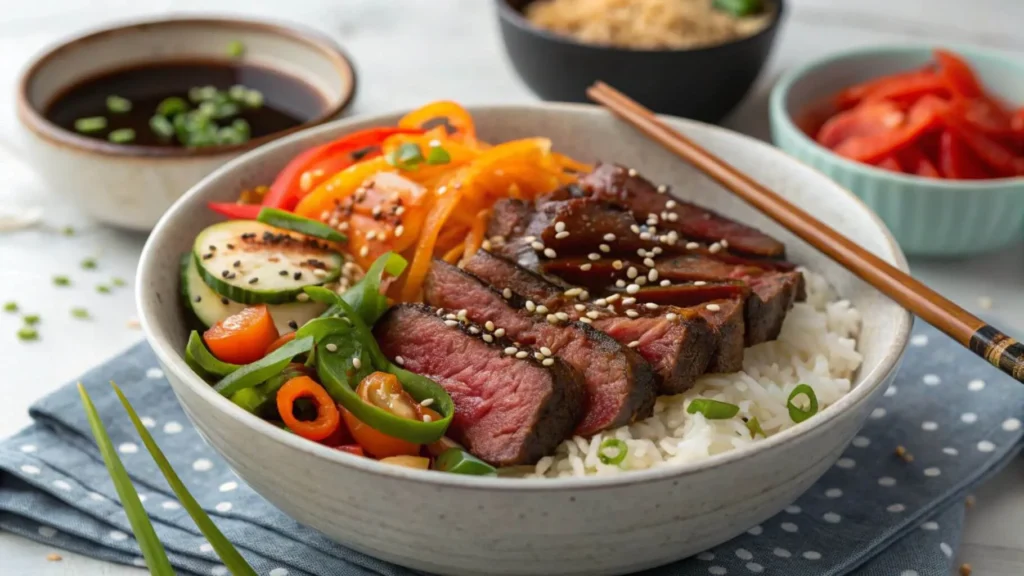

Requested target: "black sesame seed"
[
  {"left": 221, "top": 270, "right": 230, "bottom": 278},
  {"left": 248, "top": 277, "right": 259, "bottom": 285},
  {"left": 288, "top": 320, "right": 298, "bottom": 330},
  {"left": 226, "top": 272, "right": 236, "bottom": 280},
  {"left": 221, "top": 297, "right": 229, "bottom": 305},
  {"left": 208, "top": 245, "right": 216, "bottom": 251},
  {"left": 226, "top": 243, "right": 235, "bottom": 249},
  {"left": 194, "top": 295, "right": 202, "bottom": 303},
  {"left": 279, "top": 270, "right": 288, "bottom": 276},
  {"left": 293, "top": 272, "right": 302, "bottom": 280},
  {"left": 233, "top": 260, "right": 241, "bottom": 268},
  {"left": 202, "top": 253, "right": 213, "bottom": 260}
]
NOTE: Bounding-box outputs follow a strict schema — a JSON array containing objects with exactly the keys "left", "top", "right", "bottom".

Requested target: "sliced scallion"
[
  {"left": 108, "top": 129, "right": 135, "bottom": 144},
  {"left": 197, "top": 101, "right": 218, "bottom": 119},
  {"left": 71, "top": 307, "right": 90, "bottom": 319},
  {"left": 149, "top": 115, "right": 175, "bottom": 140},
  {"left": 216, "top": 126, "right": 246, "bottom": 145},
  {"left": 786, "top": 384, "right": 819, "bottom": 423},
  {"left": 74, "top": 116, "right": 107, "bottom": 134},
  {"left": 3, "top": 301, "right": 17, "bottom": 313},
  {"left": 97, "top": 285, "right": 111, "bottom": 294},
  {"left": 17, "top": 327, "right": 38, "bottom": 341},
  {"left": 61, "top": 226, "right": 75, "bottom": 236},
  {"left": 597, "top": 438, "right": 628, "bottom": 466},
  {"left": 157, "top": 96, "right": 189, "bottom": 117},
  {"left": 746, "top": 417, "right": 766, "bottom": 438},
  {"left": 242, "top": 89, "right": 264, "bottom": 109},
  {"left": 228, "top": 85, "right": 248, "bottom": 102},
  {"left": 53, "top": 275, "right": 71, "bottom": 287},
  {"left": 686, "top": 398, "right": 740, "bottom": 419},
  {"left": 111, "top": 277, "right": 127, "bottom": 287},
  {"left": 426, "top": 145, "right": 451, "bottom": 165},
  {"left": 386, "top": 143, "right": 425, "bottom": 171},
  {"left": 227, "top": 40, "right": 245, "bottom": 58},
  {"left": 106, "top": 95, "right": 132, "bottom": 113},
  {"left": 232, "top": 118, "right": 251, "bottom": 139},
  {"left": 81, "top": 257, "right": 97, "bottom": 270},
  {"left": 188, "top": 86, "right": 218, "bottom": 103},
  {"left": 712, "top": 0, "right": 763, "bottom": 17},
  {"left": 23, "top": 314, "right": 40, "bottom": 326}
]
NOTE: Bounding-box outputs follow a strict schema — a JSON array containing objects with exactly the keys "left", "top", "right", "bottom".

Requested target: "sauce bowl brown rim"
[{"left": 17, "top": 15, "right": 357, "bottom": 159}]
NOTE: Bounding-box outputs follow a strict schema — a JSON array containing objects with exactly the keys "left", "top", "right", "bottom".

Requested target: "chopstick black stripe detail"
[{"left": 968, "top": 325, "right": 1024, "bottom": 381}]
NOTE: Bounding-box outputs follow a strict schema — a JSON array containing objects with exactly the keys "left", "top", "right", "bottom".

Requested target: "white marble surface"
[{"left": 0, "top": 0, "right": 1021, "bottom": 574}]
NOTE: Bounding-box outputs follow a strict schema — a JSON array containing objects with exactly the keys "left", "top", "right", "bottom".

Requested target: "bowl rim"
[
  {"left": 138, "top": 102, "right": 912, "bottom": 491},
  {"left": 16, "top": 14, "right": 357, "bottom": 160},
  {"left": 770, "top": 42, "right": 1024, "bottom": 188},
  {"left": 495, "top": 0, "right": 786, "bottom": 55}
]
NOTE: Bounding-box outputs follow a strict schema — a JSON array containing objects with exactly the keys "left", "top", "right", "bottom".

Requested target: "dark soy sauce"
[{"left": 45, "top": 60, "right": 328, "bottom": 147}]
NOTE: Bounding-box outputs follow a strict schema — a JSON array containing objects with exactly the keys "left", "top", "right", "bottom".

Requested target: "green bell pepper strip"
[
  {"left": 433, "top": 448, "right": 497, "bottom": 476},
  {"left": 185, "top": 331, "right": 240, "bottom": 381},
  {"left": 214, "top": 336, "right": 314, "bottom": 397},
  {"left": 256, "top": 207, "right": 347, "bottom": 244},
  {"left": 228, "top": 367, "right": 305, "bottom": 416},
  {"left": 228, "top": 387, "right": 266, "bottom": 414},
  {"left": 341, "top": 252, "right": 407, "bottom": 325},
  {"left": 295, "top": 316, "right": 353, "bottom": 343},
  {"left": 306, "top": 287, "right": 455, "bottom": 444}
]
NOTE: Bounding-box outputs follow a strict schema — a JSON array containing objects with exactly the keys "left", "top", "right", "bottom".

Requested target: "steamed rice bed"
[{"left": 515, "top": 270, "right": 862, "bottom": 478}]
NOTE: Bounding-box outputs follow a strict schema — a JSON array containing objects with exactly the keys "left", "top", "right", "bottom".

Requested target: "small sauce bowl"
[{"left": 17, "top": 16, "right": 356, "bottom": 231}]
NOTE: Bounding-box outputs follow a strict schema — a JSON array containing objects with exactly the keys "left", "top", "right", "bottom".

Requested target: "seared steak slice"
[
  {"left": 423, "top": 260, "right": 657, "bottom": 435},
  {"left": 577, "top": 163, "right": 786, "bottom": 259},
  {"left": 697, "top": 299, "right": 746, "bottom": 373},
  {"left": 616, "top": 281, "right": 750, "bottom": 307},
  {"left": 375, "top": 304, "right": 584, "bottom": 466},
  {"left": 464, "top": 250, "right": 715, "bottom": 394}
]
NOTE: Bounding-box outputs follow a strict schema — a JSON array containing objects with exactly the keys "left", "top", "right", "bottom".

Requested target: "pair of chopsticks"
[{"left": 587, "top": 81, "right": 1024, "bottom": 385}]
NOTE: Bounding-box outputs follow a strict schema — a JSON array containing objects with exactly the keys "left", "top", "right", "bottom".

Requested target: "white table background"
[{"left": 1, "top": 0, "right": 1022, "bottom": 574}]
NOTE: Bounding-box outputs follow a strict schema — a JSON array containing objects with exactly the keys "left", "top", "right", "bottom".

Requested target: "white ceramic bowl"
[
  {"left": 137, "top": 104, "right": 912, "bottom": 576},
  {"left": 17, "top": 16, "right": 355, "bottom": 231}
]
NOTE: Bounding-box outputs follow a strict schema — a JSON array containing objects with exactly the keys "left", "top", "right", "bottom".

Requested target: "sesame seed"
[
  {"left": 325, "top": 343, "right": 338, "bottom": 352},
  {"left": 630, "top": 224, "right": 641, "bottom": 235},
  {"left": 594, "top": 298, "right": 608, "bottom": 306},
  {"left": 706, "top": 304, "right": 721, "bottom": 312},
  {"left": 636, "top": 277, "right": 647, "bottom": 286},
  {"left": 524, "top": 235, "right": 536, "bottom": 242},
  {"left": 665, "top": 200, "right": 677, "bottom": 209},
  {"left": 395, "top": 355, "right": 405, "bottom": 366},
  {"left": 627, "top": 340, "right": 640, "bottom": 348},
  {"left": 436, "top": 308, "right": 445, "bottom": 316},
  {"left": 593, "top": 243, "right": 608, "bottom": 254},
  {"left": 314, "top": 269, "right": 328, "bottom": 278},
  {"left": 643, "top": 257, "right": 655, "bottom": 267},
  {"left": 395, "top": 225, "right": 405, "bottom": 237},
  {"left": 626, "top": 284, "right": 640, "bottom": 294},
  {"left": 666, "top": 313, "right": 677, "bottom": 321},
  {"left": 539, "top": 346, "right": 553, "bottom": 356},
  {"left": 612, "top": 260, "right": 624, "bottom": 270},
  {"left": 288, "top": 320, "right": 299, "bottom": 330},
  {"left": 422, "top": 415, "right": 432, "bottom": 423},
  {"left": 580, "top": 263, "right": 593, "bottom": 271},
  {"left": 648, "top": 269, "right": 659, "bottom": 281},
  {"left": 667, "top": 213, "right": 678, "bottom": 222},
  {"left": 555, "top": 221, "right": 566, "bottom": 233},
  {"left": 657, "top": 185, "right": 668, "bottom": 194},
  {"left": 481, "top": 239, "right": 492, "bottom": 251},
  {"left": 542, "top": 358, "right": 555, "bottom": 366},
  {"left": 720, "top": 239, "right": 729, "bottom": 248},
  {"left": 296, "top": 293, "right": 310, "bottom": 302},
  {"left": 555, "top": 231, "right": 570, "bottom": 240},
  {"left": 418, "top": 397, "right": 434, "bottom": 407},
  {"left": 485, "top": 321, "right": 495, "bottom": 331},
  {"left": 546, "top": 314, "right": 559, "bottom": 324},
  {"left": 339, "top": 221, "right": 350, "bottom": 231},
  {"left": 359, "top": 246, "right": 369, "bottom": 257},
  {"left": 494, "top": 328, "right": 506, "bottom": 337},
  {"left": 320, "top": 211, "right": 331, "bottom": 221},
  {"left": 574, "top": 304, "right": 586, "bottom": 311},
  {"left": 555, "top": 312, "right": 569, "bottom": 321},
  {"left": 606, "top": 294, "right": 621, "bottom": 302},
  {"left": 468, "top": 327, "right": 480, "bottom": 334},
  {"left": 366, "top": 230, "right": 377, "bottom": 241},
  {"left": 579, "top": 290, "right": 590, "bottom": 301},
  {"left": 394, "top": 206, "right": 406, "bottom": 216},
  {"left": 294, "top": 271, "right": 303, "bottom": 280},
  {"left": 446, "top": 313, "right": 457, "bottom": 320},
  {"left": 579, "top": 317, "right": 592, "bottom": 324},
  {"left": 622, "top": 297, "right": 636, "bottom": 305},
  {"left": 512, "top": 350, "right": 527, "bottom": 359},
  {"left": 624, "top": 267, "right": 637, "bottom": 280},
  {"left": 694, "top": 280, "right": 707, "bottom": 286},
  {"left": 627, "top": 168, "right": 637, "bottom": 176},
  {"left": 686, "top": 242, "right": 700, "bottom": 250},
  {"left": 587, "top": 253, "right": 601, "bottom": 261},
  {"left": 544, "top": 248, "right": 557, "bottom": 258},
  {"left": 586, "top": 310, "right": 600, "bottom": 319},
  {"left": 504, "top": 346, "right": 518, "bottom": 355},
  {"left": 502, "top": 288, "right": 513, "bottom": 299},
  {"left": 248, "top": 277, "right": 259, "bottom": 285},
  {"left": 279, "top": 270, "right": 288, "bottom": 276},
  {"left": 645, "top": 302, "right": 658, "bottom": 309},
  {"left": 660, "top": 279, "right": 671, "bottom": 286},
  {"left": 637, "top": 248, "right": 649, "bottom": 257},
  {"left": 534, "top": 351, "right": 544, "bottom": 360},
  {"left": 351, "top": 357, "right": 362, "bottom": 369},
  {"left": 531, "top": 241, "right": 545, "bottom": 251},
  {"left": 709, "top": 243, "right": 722, "bottom": 254},
  {"left": 444, "top": 320, "right": 458, "bottom": 327},
  {"left": 639, "top": 232, "right": 652, "bottom": 241},
  {"left": 603, "top": 233, "right": 616, "bottom": 242},
  {"left": 538, "top": 305, "right": 552, "bottom": 315},
  {"left": 483, "top": 334, "right": 494, "bottom": 342},
  {"left": 652, "top": 247, "right": 663, "bottom": 255},
  {"left": 525, "top": 300, "right": 536, "bottom": 312},
  {"left": 626, "top": 310, "right": 639, "bottom": 318}
]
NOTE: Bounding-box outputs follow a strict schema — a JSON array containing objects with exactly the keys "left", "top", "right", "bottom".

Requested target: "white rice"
[{"left": 517, "top": 270, "right": 862, "bottom": 479}]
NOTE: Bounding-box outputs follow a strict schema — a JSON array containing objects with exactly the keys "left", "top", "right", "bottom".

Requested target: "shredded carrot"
[
  {"left": 443, "top": 241, "right": 466, "bottom": 264},
  {"left": 463, "top": 208, "right": 491, "bottom": 262},
  {"left": 399, "top": 175, "right": 466, "bottom": 301}
]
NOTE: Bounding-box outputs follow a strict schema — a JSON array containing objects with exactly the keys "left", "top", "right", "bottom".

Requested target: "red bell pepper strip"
[
  {"left": 262, "top": 127, "right": 423, "bottom": 212},
  {"left": 939, "top": 130, "right": 991, "bottom": 179},
  {"left": 833, "top": 95, "right": 948, "bottom": 163},
  {"left": 897, "top": 145, "right": 942, "bottom": 178},
  {"left": 816, "top": 100, "right": 904, "bottom": 149},
  {"left": 874, "top": 156, "right": 903, "bottom": 173},
  {"left": 207, "top": 202, "right": 262, "bottom": 220},
  {"left": 833, "top": 68, "right": 930, "bottom": 109},
  {"left": 861, "top": 71, "right": 949, "bottom": 105},
  {"left": 961, "top": 97, "right": 1014, "bottom": 137},
  {"left": 934, "top": 49, "right": 983, "bottom": 98},
  {"left": 336, "top": 445, "right": 365, "bottom": 457},
  {"left": 941, "top": 107, "right": 1024, "bottom": 177}
]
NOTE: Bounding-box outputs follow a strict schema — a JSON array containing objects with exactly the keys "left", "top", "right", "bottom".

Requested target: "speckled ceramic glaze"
[
  {"left": 137, "top": 104, "right": 911, "bottom": 576},
  {"left": 17, "top": 16, "right": 355, "bottom": 231},
  {"left": 770, "top": 44, "right": 1024, "bottom": 256}
]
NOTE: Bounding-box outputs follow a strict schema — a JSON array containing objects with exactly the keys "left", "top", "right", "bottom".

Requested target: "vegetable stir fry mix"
[
  {"left": 184, "top": 101, "right": 590, "bottom": 474},
  {"left": 807, "top": 49, "right": 1024, "bottom": 179}
]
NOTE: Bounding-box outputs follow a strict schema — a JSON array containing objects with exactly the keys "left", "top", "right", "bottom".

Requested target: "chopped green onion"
[
  {"left": 197, "top": 101, "right": 218, "bottom": 118},
  {"left": 712, "top": 0, "right": 763, "bottom": 17},
  {"left": 23, "top": 314, "right": 40, "bottom": 326},
  {"left": 157, "top": 96, "right": 190, "bottom": 117},
  {"left": 61, "top": 226, "right": 75, "bottom": 236},
  {"left": 106, "top": 95, "right": 132, "bottom": 113},
  {"left": 597, "top": 438, "right": 628, "bottom": 466},
  {"left": 97, "top": 285, "right": 111, "bottom": 294},
  {"left": 746, "top": 417, "right": 766, "bottom": 438},
  {"left": 786, "top": 384, "right": 819, "bottom": 423},
  {"left": 149, "top": 115, "right": 175, "bottom": 140},
  {"left": 426, "top": 145, "right": 451, "bottom": 165},
  {"left": 80, "top": 257, "right": 97, "bottom": 270},
  {"left": 111, "top": 277, "right": 126, "bottom": 287},
  {"left": 227, "top": 40, "right": 245, "bottom": 58},
  {"left": 71, "top": 307, "right": 90, "bottom": 319},
  {"left": 386, "top": 143, "right": 425, "bottom": 170},
  {"left": 108, "top": 129, "right": 135, "bottom": 144},
  {"left": 3, "top": 301, "right": 17, "bottom": 313},
  {"left": 686, "top": 398, "right": 740, "bottom": 419},
  {"left": 232, "top": 118, "right": 251, "bottom": 139},
  {"left": 53, "top": 275, "right": 70, "bottom": 287},
  {"left": 214, "top": 101, "right": 241, "bottom": 120},
  {"left": 74, "top": 116, "right": 107, "bottom": 134},
  {"left": 216, "top": 127, "right": 246, "bottom": 145},
  {"left": 242, "top": 89, "right": 264, "bottom": 109},
  {"left": 228, "top": 85, "right": 248, "bottom": 102},
  {"left": 17, "top": 327, "right": 38, "bottom": 341},
  {"left": 188, "top": 86, "right": 218, "bottom": 103}
]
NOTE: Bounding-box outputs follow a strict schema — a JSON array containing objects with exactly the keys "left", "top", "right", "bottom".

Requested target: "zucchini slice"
[
  {"left": 193, "top": 220, "right": 342, "bottom": 304},
  {"left": 181, "top": 253, "right": 327, "bottom": 334}
]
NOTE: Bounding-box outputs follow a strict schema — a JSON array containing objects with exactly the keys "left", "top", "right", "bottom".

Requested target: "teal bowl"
[{"left": 769, "top": 44, "right": 1024, "bottom": 257}]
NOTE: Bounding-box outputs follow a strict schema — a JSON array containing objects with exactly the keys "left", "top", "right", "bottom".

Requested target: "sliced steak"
[
  {"left": 697, "top": 299, "right": 746, "bottom": 373},
  {"left": 464, "top": 250, "right": 715, "bottom": 394},
  {"left": 423, "top": 260, "right": 657, "bottom": 435},
  {"left": 616, "top": 281, "right": 750, "bottom": 307},
  {"left": 577, "top": 163, "right": 787, "bottom": 259},
  {"left": 375, "top": 304, "right": 585, "bottom": 466}
]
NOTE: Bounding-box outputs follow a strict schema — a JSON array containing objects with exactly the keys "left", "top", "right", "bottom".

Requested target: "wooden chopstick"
[{"left": 587, "top": 81, "right": 1024, "bottom": 385}]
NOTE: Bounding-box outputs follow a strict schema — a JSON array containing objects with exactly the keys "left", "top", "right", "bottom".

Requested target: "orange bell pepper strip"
[
  {"left": 398, "top": 101, "right": 477, "bottom": 145},
  {"left": 294, "top": 156, "right": 393, "bottom": 220},
  {"left": 276, "top": 376, "right": 342, "bottom": 442},
  {"left": 203, "top": 305, "right": 280, "bottom": 365},
  {"left": 399, "top": 176, "right": 465, "bottom": 301},
  {"left": 934, "top": 49, "right": 983, "bottom": 98}
]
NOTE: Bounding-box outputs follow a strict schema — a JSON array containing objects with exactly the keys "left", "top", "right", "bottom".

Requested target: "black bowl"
[{"left": 496, "top": 0, "right": 785, "bottom": 124}]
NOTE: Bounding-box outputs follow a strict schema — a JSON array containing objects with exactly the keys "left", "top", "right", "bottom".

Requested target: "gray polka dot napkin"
[{"left": 0, "top": 319, "right": 1021, "bottom": 576}]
